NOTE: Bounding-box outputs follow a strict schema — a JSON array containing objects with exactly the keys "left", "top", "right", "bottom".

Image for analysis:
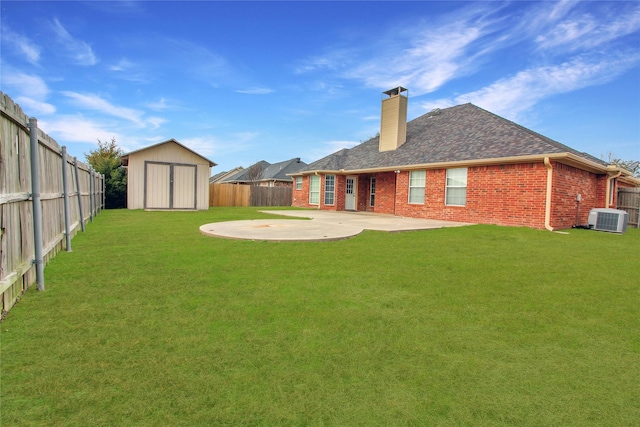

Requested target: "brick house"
[{"left": 291, "top": 87, "right": 639, "bottom": 230}]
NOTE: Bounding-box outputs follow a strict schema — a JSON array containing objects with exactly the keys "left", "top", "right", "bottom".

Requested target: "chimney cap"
[{"left": 383, "top": 86, "right": 408, "bottom": 97}]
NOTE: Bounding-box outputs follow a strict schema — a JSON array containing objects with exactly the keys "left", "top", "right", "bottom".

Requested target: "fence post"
[
  {"left": 74, "top": 157, "right": 85, "bottom": 232},
  {"left": 637, "top": 191, "right": 640, "bottom": 228},
  {"left": 28, "top": 117, "right": 45, "bottom": 291},
  {"left": 61, "top": 146, "right": 73, "bottom": 251},
  {"left": 89, "top": 167, "right": 95, "bottom": 222}
]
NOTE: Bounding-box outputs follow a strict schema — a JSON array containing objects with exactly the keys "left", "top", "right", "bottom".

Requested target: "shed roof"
[
  {"left": 121, "top": 138, "right": 217, "bottom": 167},
  {"left": 298, "top": 103, "right": 611, "bottom": 174}
]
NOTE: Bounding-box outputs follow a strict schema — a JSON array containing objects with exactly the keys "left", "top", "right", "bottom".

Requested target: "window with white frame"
[
  {"left": 295, "top": 176, "right": 302, "bottom": 190},
  {"left": 309, "top": 175, "right": 320, "bottom": 204},
  {"left": 324, "top": 175, "right": 335, "bottom": 205},
  {"left": 446, "top": 168, "right": 467, "bottom": 206},
  {"left": 408, "top": 170, "right": 426, "bottom": 204},
  {"left": 370, "top": 177, "right": 376, "bottom": 206}
]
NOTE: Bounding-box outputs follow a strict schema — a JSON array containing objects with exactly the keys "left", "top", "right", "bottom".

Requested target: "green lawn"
[{"left": 1, "top": 208, "right": 639, "bottom": 426}]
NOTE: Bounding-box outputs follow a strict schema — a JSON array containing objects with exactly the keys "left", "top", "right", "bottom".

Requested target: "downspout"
[
  {"left": 605, "top": 171, "right": 622, "bottom": 208},
  {"left": 314, "top": 172, "right": 320, "bottom": 210},
  {"left": 392, "top": 170, "right": 400, "bottom": 216},
  {"left": 543, "top": 157, "right": 554, "bottom": 231}
]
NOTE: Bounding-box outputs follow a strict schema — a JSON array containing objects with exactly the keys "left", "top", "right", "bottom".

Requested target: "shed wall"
[{"left": 127, "top": 142, "right": 210, "bottom": 210}]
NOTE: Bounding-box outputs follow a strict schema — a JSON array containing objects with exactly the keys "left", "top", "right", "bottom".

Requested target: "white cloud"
[
  {"left": 179, "top": 137, "right": 218, "bottom": 158},
  {"left": 15, "top": 97, "right": 56, "bottom": 115},
  {"left": 546, "top": 0, "right": 578, "bottom": 23},
  {"left": 145, "top": 98, "right": 170, "bottom": 110},
  {"left": 51, "top": 18, "right": 98, "bottom": 66},
  {"left": 536, "top": 6, "right": 640, "bottom": 51},
  {"left": 146, "top": 116, "right": 167, "bottom": 129},
  {"left": 108, "top": 58, "right": 149, "bottom": 82},
  {"left": 61, "top": 91, "right": 148, "bottom": 126},
  {"left": 419, "top": 52, "right": 640, "bottom": 122},
  {"left": 109, "top": 58, "right": 135, "bottom": 72},
  {"left": 296, "top": 4, "right": 505, "bottom": 96},
  {"left": 179, "top": 132, "right": 260, "bottom": 159},
  {"left": 1, "top": 71, "right": 56, "bottom": 115},
  {"left": 2, "top": 71, "right": 49, "bottom": 99},
  {"left": 236, "top": 87, "right": 275, "bottom": 95},
  {"left": 536, "top": 16, "right": 597, "bottom": 50},
  {"left": 39, "top": 115, "right": 120, "bottom": 145},
  {"left": 1, "top": 25, "right": 41, "bottom": 65},
  {"left": 293, "top": 51, "right": 348, "bottom": 74},
  {"left": 347, "top": 10, "right": 501, "bottom": 96}
]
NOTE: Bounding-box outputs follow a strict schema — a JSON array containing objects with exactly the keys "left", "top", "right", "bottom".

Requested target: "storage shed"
[{"left": 121, "top": 139, "right": 216, "bottom": 210}]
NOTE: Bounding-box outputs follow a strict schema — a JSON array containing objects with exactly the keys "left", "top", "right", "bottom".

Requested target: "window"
[
  {"left": 309, "top": 175, "right": 320, "bottom": 204},
  {"left": 324, "top": 175, "right": 335, "bottom": 205},
  {"left": 408, "top": 170, "right": 426, "bottom": 204},
  {"left": 446, "top": 168, "right": 467, "bottom": 206},
  {"left": 295, "top": 176, "right": 302, "bottom": 190},
  {"left": 370, "top": 177, "right": 376, "bottom": 206}
]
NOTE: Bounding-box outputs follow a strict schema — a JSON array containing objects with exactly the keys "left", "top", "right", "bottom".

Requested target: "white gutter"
[
  {"left": 544, "top": 157, "right": 554, "bottom": 231},
  {"left": 288, "top": 152, "right": 615, "bottom": 177}
]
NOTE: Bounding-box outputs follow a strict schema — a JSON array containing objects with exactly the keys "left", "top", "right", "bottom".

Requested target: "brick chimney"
[{"left": 379, "top": 87, "right": 408, "bottom": 152}]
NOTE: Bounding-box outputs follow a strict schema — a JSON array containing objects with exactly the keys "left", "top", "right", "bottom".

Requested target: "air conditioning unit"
[{"left": 588, "top": 208, "right": 628, "bottom": 233}]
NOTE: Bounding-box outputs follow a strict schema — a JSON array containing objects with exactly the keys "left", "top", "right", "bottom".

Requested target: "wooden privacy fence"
[
  {"left": 209, "top": 183, "right": 292, "bottom": 207},
  {"left": 250, "top": 186, "right": 292, "bottom": 207},
  {"left": 210, "top": 183, "right": 250, "bottom": 207},
  {"left": 617, "top": 187, "right": 640, "bottom": 228},
  {"left": 1, "top": 92, "right": 104, "bottom": 318}
]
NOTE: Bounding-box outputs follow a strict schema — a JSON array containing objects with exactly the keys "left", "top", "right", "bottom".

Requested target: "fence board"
[
  {"left": 617, "top": 188, "right": 640, "bottom": 228},
  {"left": 209, "top": 183, "right": 292, "bottom": 207},
  {"left": 0, "top": 91, "right": 104, "bottom": 318},
  {"left": 209, "top": 183, "right": 250, "bottom": 207},
  {"left": 250, "top": 186, "right": 292, "bottom": 207}
]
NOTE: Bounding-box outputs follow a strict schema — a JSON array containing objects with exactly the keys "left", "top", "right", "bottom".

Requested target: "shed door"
[
  {"left": 172, "top": 165, "right": 196, "bottom": 209},
  {"left": 145, "top": 163, "right": 171, "bottom": 209},
  {"left": 145, "top": 162, "right": 197, "bottom": 209}
]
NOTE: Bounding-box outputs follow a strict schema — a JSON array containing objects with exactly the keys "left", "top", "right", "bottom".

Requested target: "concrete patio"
[{"left": 199, "top": 210, "right": 472, "bottom": 241}]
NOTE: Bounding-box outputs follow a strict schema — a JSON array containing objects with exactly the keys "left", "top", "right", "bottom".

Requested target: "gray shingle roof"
[
  {"left": 303, "top": 103, "right": 606, "bottom": 172},
  {"left": 223, "top": 158, "right": 308, "bottom": 183}
]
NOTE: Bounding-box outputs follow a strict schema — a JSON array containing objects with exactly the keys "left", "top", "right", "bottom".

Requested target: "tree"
[
  {"left": 603, "top": 152, "right": 640, "bottom": 178},
  {"left": 245, "top": 162, "right": 264, "bottom": 185},
  {"left": 85, "top": 137, "right": 127, "bottom": 208}
]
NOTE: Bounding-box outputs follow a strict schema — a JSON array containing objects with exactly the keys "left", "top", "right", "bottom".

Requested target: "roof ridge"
[{"left": 466, "top": 104, "right": 607, "bottom": 165}]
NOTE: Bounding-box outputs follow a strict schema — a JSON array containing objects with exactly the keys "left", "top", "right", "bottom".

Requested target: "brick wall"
[
  {"left": 292, "top": 161, "right": 615, "bottom": 229},
  {"left": 550, "top": 163, "right": 601, "bottom": 228},
  {"left": 387, "top": 164, "right": 548, "bottom": 227},
  {"left": 291, "top": 176, "right": 310, "bottom": 208},
  {"left": 291, "top": 174, "right": 341, "bottom": 210}
]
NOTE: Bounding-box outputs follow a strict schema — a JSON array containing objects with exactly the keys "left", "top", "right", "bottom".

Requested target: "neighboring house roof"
[
  {"left": 223, "top": 158, "right": 308, "bottom": 183},
  {"left": 296, "top": 103, "right": 617, "bottom": 175},
  {"left": 121, "top": 138, "right": 216, "bottom": 167},
  {"left": 262, "top": 158, "right": 308, "bottom": 181},
  {"left": 210, "top": 167, "right": 244, "bottom": 183}
]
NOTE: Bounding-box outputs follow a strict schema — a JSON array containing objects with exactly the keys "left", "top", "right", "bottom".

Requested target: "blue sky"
[{"left": 2, "top": 1, "right": 639, "bottom": 173}]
